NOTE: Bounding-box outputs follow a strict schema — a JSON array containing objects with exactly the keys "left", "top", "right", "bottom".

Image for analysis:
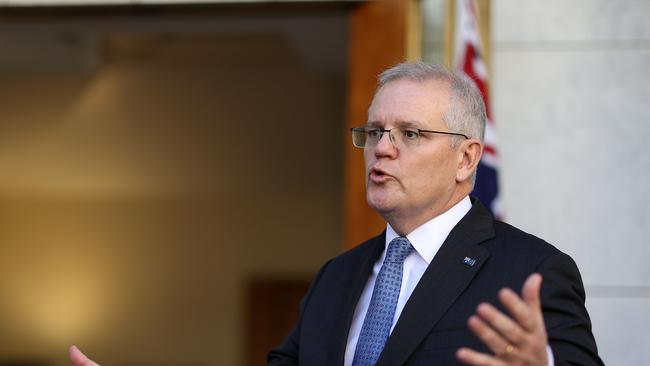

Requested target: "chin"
[{"left": 367, "top": 192, "right": 396, "bottom": 215}]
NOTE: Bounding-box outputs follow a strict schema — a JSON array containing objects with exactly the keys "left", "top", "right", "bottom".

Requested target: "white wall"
[{"left": 493, "top": 1, "right": 650, "bottom": 365}]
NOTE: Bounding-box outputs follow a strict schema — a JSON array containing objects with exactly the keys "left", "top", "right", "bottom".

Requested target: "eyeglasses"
[{"left": 350, "top": 126, "right": 469, "bottom": 149}]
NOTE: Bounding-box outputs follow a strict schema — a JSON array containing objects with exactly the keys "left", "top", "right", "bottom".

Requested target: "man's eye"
[
  {"left": 367, "top": 129, "right": 381, "bottom": 138},
  {"left": 403, "top": 129, "right": 420, "bottom": 139}
]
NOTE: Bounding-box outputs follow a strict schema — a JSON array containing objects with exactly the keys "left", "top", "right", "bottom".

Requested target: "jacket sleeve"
[
  {"left": 267, "top": 259, "right": 332, "bottom": 366},
  {"left": 537, "top": 252, "right": 604, "bottom": 366}
]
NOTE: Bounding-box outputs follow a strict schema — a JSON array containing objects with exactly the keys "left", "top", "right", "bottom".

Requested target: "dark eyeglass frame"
[{"left": 349, "top": 126, "right": 469, "bottom": 148}]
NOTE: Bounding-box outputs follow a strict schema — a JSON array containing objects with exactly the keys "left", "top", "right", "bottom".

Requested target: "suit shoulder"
[
  {"left": 307, "top": 234, "right": 383, "bottom": 284},
  {"left": 491, "top": 220, "right": 563, "bottom": 259},
  {"left": 329, "top": 234, "right": 383, "bottom": 265}
]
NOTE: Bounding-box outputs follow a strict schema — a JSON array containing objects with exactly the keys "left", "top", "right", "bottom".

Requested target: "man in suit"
[
  {"left": 69, "top": 62, "right": 602, "bottom": 366},
  {"left": 267, "top": 62, "right": 603, "bottom": 366}
]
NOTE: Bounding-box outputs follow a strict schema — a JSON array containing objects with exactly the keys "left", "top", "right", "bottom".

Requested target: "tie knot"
[{"left": 384, "top": 237, "right": 413, "bottom": 263}]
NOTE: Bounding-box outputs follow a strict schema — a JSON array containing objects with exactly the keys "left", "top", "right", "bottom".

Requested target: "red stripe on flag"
[
  {"left": 461, "top": 44, "right": 491, "bottom": 119},
  {"left": 483, "top": 145, "right": 497, "bottom": 155}
]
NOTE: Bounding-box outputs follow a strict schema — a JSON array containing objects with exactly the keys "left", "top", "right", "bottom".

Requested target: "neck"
[{"left": 385, "top": 191, "right": 469, "bottom": 236}]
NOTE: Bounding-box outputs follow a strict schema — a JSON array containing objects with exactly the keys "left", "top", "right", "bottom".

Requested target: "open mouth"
[{"left": 370, "top": 168, "right": 392, "bottom": 182}]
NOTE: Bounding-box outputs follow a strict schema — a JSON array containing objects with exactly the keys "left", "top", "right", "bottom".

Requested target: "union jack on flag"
[{"left": 454, "top": 0, "right": 503, "bottom": 218}]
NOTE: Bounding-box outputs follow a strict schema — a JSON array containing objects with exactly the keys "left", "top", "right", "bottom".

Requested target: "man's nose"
[{"left": 374, "top": 130, "right": 397, "bottom": 155}]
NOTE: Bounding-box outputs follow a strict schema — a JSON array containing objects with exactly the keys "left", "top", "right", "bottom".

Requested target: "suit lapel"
[
  {"left": 377, "top": 200, "right": 495, "bottom": 366},
  {"left": 332, "top": 232, "right": 386, "bottom": 365}
]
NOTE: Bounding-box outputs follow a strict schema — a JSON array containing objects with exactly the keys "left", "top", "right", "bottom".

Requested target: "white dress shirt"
[
  {"left": 344, "top": 196, "right": 472, "bottom": 366},
  {"left": 343, "top": 196, "right": 554, "bottom": 366}
]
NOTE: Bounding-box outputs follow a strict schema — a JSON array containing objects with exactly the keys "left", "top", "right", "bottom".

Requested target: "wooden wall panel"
[{"left": 245, "top": 279, "right": 310, "bottom": 366}]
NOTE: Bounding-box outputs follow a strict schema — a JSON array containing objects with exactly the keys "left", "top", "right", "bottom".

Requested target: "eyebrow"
[{"left": 366, "top": 120, "right": 422, "bottom": 128}]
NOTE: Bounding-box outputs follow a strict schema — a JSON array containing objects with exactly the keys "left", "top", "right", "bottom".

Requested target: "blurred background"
[{"left": 0, "top": 0, "right": 647, "bottom": 365}]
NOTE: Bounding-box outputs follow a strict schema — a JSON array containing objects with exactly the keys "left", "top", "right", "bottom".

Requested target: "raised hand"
[
  {"left": 69, "top": 345, "right": 101, "bottom": 366},
  {"left": 456, "top": 273, "right": 549, "bottom": 366}
]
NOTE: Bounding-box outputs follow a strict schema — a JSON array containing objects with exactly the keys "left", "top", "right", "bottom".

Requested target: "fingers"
[
  {"left": 522, "top": 273, "right": 543, "bottom": 310},
  {"left": 458, "top": 273, "right": 549, "bottom": 366},
  {"left": 69, "top": 345, "right": 100, "bottom": 366},
  {"left": 496, "top": 273, "right": 543, "bottom": 333},
  {"left": 498, "top": 287, "right": 536, "bottom": 332},
  {"left": 469, "top": 307, "right": 523, "bottom": 350},
  {"left": 457, "top": 347, "right": 507, "bottom": 366}
]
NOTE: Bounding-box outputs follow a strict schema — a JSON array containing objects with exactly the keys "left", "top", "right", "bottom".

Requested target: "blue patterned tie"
[{"left": 352, "top": 236, "right": 414, "bottom": 366}]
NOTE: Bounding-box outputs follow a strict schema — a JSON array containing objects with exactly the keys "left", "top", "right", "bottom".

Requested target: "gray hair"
[{"left": 375, "top": 61, "right": 486, "bottom": 146}]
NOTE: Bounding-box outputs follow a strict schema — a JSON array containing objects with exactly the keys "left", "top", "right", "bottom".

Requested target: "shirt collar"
[{"left": 386, "top": 196, "right": 472, "bottom": 265}]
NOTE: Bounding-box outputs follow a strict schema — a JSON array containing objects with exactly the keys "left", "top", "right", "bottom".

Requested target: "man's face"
[{"left": 365, "top": 78, "right": 461, "bottom": 225}]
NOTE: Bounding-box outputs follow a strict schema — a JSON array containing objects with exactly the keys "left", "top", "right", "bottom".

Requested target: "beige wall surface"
[
  {"left": 492, "top": 1, "right": 650, "bottom": 365},
  {"left": 0, "top": 14, "right": 347, "bottom": 366},
  {"left": 421, "top": 0, "right": 650, "bottom": 364}
]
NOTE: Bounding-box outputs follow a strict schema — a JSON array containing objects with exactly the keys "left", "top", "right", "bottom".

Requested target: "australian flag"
[{"left": 454, "top": 0, "right": 503, "bottom": 218}]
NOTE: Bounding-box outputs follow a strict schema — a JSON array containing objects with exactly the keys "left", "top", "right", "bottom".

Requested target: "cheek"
[
  {"left": 363, "top": 149, "right": 374, "bottom": 170},
  {"left": 408, "top": 154, "right": 456, "bottom": 189}
]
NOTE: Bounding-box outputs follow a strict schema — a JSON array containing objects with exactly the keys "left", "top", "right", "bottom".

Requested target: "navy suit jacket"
[{"left": 268, "top": 199, "right": 603, "bottom": 365}]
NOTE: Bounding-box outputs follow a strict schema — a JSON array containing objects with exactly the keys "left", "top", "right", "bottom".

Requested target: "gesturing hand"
[
  {"left": 69, "top": 345, "right": 100, "bottom": 366},
  {"left": 456, "top": 273, "right": 549, "bottom": 366}
]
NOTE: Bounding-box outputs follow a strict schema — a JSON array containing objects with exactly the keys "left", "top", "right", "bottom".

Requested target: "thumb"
[
  {"left": 69, "top": 345, "right": 100, "bottom": 366},
  {"left": 522, "top": 273, "right": 543, "bottom": 310}
]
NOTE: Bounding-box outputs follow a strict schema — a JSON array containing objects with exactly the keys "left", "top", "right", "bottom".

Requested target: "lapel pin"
[{"left": 463, "top": 257, "right": 477, "bottom": 267}]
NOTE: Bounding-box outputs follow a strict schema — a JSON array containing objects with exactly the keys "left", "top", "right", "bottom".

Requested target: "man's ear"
[{"left": 456, "top": 139, "right": 483, "bottom": 183}]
